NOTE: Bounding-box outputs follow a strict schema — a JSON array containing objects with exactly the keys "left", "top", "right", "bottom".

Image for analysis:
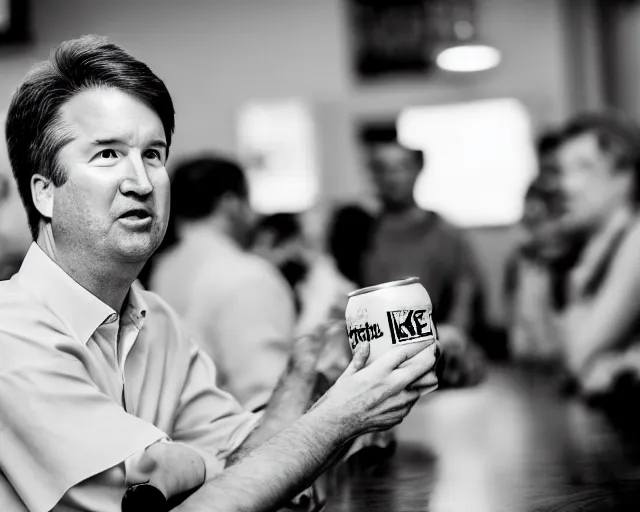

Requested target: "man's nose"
[{"left": 120, "top": 153, "right": 153, "bottom": 197}]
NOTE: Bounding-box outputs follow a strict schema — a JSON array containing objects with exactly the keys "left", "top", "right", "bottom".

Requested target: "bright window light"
[
  {"left": 237, "top": 100, "right": 319, "bottom": 214},
  {"left": 397, "top": 98, "right": 536, "bottom": 228},
  {"left": 436, "top": 44, "right": 501, "bottom": 73}
]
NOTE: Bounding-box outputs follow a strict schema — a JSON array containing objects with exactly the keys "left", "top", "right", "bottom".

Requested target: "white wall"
[
  {"left": 1, "top": 0, "right": 572, "bottom": 157},
  {"left": 0, "top": 0, "right": 578, "bottom": 324}
]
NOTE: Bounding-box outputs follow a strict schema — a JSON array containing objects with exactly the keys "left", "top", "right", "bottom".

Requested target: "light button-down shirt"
[{"left": 0, "top": 244, "right": 258, "bottom": 512}]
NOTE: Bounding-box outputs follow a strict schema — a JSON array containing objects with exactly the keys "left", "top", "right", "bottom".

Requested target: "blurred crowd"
[
  {"left": 4, "top": 106, "right": 640, "bottom": 412},
  {"left": 505, "top": 112, "right": 640, "bottom": 409}
]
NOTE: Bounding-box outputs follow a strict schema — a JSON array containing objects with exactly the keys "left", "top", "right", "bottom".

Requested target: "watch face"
[{"left": 121, "top": 483, "right": 167, "bottom": 512}]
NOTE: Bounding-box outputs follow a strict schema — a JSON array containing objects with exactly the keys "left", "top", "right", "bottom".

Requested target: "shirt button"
[{"left": 106, "top": 313, "right": 119, "bottom": 324}]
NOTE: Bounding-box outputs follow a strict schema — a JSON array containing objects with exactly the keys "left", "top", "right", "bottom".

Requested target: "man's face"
[
  {"left": 51, "top": 88, "right": 170, "bottom": 263},
  {"left": 367, "top": 143, "right": 421, "bottom": 209},
  {"left": 556, "top": 132, "right": 630, "bottom": 233}
]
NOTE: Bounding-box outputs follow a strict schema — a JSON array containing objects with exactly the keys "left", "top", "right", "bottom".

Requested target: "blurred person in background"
[
  {"left": 326, "top": 202, "right": 483, "bottom": 389},
  {"left": 252, "top": 213, "right": 309, "bottom": 317},
  {"left": 327, "top": 204, "right": 376, "bottom": 289},
  {"left": 504, "top": 132, "right": 564, "bottom": 363},
  {"left": 253, "top": 211, "right": 354, "bottom": 339},
  {"left": 360, "top": 124, "right": 488, "bottom": 360},
  {"left": 553, "top": 112, "right": 640, "bottom": 400},
  {"left": 150, "top": 156, "right": 296, "bottom": 413}
]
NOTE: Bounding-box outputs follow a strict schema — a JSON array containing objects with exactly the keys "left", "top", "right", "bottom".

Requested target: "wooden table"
[{"left": 324, "top": 364, "right": 640, "bottom": 511}]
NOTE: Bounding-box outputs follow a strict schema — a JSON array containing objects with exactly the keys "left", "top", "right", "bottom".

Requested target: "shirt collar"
[
  {"left": 124, "top": 281, "right": 148, "bottom": 330},
  {"left": 16, "top": 243, "right": 147, "bottom": 344}
]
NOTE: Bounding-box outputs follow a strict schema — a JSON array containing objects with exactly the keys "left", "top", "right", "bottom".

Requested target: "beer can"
[{"left": 345, "top": 277, "right": 438, "bottom": 389}]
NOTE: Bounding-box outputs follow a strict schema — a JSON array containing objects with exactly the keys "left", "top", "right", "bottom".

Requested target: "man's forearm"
[
  {"left": 176, "top": 409, "right": 347, "bottom": 512},
  {"left": 228, "top": 356, "right": 319, "bottom": 465}
]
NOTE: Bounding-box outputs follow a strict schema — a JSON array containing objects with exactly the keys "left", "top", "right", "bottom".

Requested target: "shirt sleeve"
[
  {"left": 191, "top": 270, "right": 296, "bottom": 413},
  {"left": 0, "top": 352, "right": 167, "bottom": 512},
  {"left": 169, "top": 342, "right": 260, "bottom": 475}
]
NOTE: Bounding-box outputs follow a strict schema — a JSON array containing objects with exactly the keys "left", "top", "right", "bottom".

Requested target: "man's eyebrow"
[
  {"left": 91, "top": 138, "right": 128, "bottom": 146},
  {"left": 147, "top": 139, "right": 168, "bottom": 149},
  {"left": 90, "top": 138, "right": 167, "bottom": 149}
]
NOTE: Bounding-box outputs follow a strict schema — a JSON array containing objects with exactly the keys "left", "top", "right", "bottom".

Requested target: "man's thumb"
[{"left": 344, "top": 342, "right": 370, "bottom": 375}]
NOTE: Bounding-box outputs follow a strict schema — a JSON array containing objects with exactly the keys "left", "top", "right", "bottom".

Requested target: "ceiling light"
[{"left": 436, "top": 43, "right": 501, "bottom": 73}]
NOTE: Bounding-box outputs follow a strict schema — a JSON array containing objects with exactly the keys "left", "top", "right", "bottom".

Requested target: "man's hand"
[
  {"left": 173, "top": 341, "right": 438, "bottom": 512},
  {"left": 126, "top": 441, "right": 206, "bottom": 502},
  {"left": 311, "top": 340, "right": 439, "bottom": 438}
]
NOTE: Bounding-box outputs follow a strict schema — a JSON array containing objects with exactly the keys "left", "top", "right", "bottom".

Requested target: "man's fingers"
[
  {"left": 411, "top": 382, "right": 439, "bottom": 397},
  {"left": 408, "top": 366, "right": 438, "bottom": 389},
  {"left": 391, "top": 342, "right": 439, "bottom": 389},
  {"left": 373, "top": 342, "right": 432, "bottom": 373},
  {"left": 343, "top": 342, "right": 370, "bottom": 375}
]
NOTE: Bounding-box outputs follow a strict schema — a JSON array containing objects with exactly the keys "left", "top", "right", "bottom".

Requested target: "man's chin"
[{"left": 112, "top": 237, "right": 160, "bottom": 264}]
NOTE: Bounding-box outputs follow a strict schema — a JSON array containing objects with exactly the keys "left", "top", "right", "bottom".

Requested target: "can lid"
[{"left": 347, "top": 277, "right": 421, "bottom": 298}]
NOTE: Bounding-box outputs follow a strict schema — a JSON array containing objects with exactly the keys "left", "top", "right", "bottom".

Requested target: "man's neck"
[
  {"left": 382, "top": 203, "right": 424, "bottom": 219},
  {"left": 36, "top": 229, "right": 141, "bottom": 312}
]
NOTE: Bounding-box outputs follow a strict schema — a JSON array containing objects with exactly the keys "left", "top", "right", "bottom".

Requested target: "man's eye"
[
  {"left": 99, "top": 149, "right": 118, "bottom": 159},
  {"left": 144, "top": 149, "right": 161, "bottom": 160}
]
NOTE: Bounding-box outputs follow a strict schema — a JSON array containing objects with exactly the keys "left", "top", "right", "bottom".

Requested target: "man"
[
  {"left": 553, "top": 113, "right": 640, "bottom": 394},
  {"left": 0, "top": 35, "right": 439, "bottom": 512},
  {"left": 360, "top": 124, "right": 484, "bottom": 338},
  {"left": 150, "top": 157, "right": 296, "bottom": 412}
]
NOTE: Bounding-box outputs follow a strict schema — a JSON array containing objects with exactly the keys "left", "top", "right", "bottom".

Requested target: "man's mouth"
[{"left": 120, "top": 209, "right": 152, "bottom": 220}]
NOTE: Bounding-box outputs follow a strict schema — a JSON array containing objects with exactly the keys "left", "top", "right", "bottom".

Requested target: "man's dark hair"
[
  {"left": 358, "top": 122, "right": 424, "bottom": 169},
  {"left": 170, "top": 155, "right": 248, "bottom": 221},
  {"left": 5, "top": 35, "right": 175, "bottom": 239},
  {"left": 560, "top": 112, "right": 640, "bottom": 176}
]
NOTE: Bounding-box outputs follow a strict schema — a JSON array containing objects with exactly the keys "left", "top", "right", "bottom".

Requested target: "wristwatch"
[{"left": 121, "top": 482, "right": 168, "bottom": 512}]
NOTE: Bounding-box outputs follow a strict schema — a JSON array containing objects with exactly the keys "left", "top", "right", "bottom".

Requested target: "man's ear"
[{"left": 31, "top": 174, "right": 54, "bottom": 219}]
